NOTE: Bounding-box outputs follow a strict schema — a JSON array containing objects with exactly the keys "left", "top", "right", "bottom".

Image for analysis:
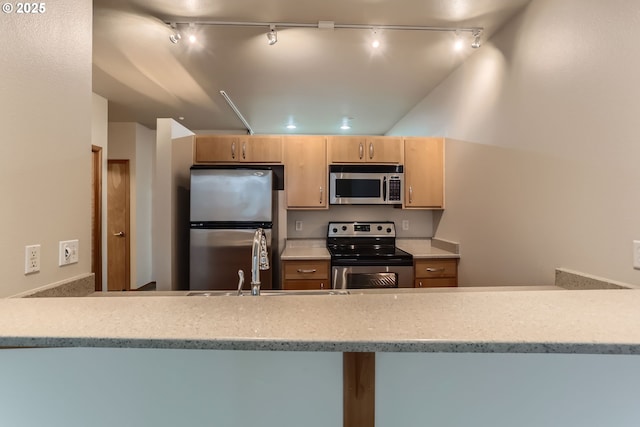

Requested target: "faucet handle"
[{"left": 237, "top": 269, "right": 245, "bottom": 296}]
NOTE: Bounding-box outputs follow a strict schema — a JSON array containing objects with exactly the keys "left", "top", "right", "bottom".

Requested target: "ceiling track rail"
[
  {"left": 164, "top": 20, "right": 483, "bottom": 34},
  {"left": 219, "top": 90, "right": 254, "bottom": 135}
]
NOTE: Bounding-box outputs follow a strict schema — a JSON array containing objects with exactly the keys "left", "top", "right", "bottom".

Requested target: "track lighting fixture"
[
  {"left": 267, "top": 25, "right": 277, "bottom": 45},
  {"left": 371, "top": 28, "right": 380, "bottom": 49},
  {"left": 168, "top": 22, "right": 181, "bottom": 44},
  {"left": 471, "top": 29, "right": 482, "bottom": 49},
  {"left": 164, "top": 19, "right": 484, "bottom": 50}
]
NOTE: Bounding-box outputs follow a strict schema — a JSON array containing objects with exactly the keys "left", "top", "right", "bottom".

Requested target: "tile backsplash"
[{"left": 287, "top": 205, "right": 434, "bottom": 239}]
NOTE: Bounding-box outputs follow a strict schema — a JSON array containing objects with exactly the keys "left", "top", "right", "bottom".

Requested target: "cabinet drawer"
[
  {"left": 415, "top": 278, "right": 457, "bottom": 288},
  {"left": 283, "top": 260, "right": 329, "bottom": 280},
  {"left": 414, "top": 259, "right": 458, "bottom": 278},
  {"left": 282, "top": 280, "right": 330, "bottom": 290}
]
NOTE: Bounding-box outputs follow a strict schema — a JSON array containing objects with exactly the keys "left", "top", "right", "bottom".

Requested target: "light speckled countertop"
[
  {"left": 1, "top": 288, "right": 640, "bottom": 354},
  {"left": 280, "top": 238, "right": 458, "bottom": 260}
]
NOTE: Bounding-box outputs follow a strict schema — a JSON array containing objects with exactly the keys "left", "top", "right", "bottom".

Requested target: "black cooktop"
[{"left": 326, "top": 221, "right": 412, "bottom": 266}]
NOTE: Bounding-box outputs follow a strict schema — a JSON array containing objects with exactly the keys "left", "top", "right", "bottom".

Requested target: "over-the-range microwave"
[{"left": 329, "top": 165, "right": 404, "bottom": 205}]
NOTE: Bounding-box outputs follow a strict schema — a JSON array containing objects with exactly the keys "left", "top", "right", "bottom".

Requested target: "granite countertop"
[
  {"left": 280, "top": 238, "right": 459, "bottom": 260},
  {"left": 2, "top": 288, "right": 640, "bottom": 354},
  {"left": 280, "top": 239, "right": 330, "bottom": 260}
]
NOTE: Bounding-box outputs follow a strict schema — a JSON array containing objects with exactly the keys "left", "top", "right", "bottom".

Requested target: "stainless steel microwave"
[{"left": 329, "top": 165, "right": 404, "bottom": 205}]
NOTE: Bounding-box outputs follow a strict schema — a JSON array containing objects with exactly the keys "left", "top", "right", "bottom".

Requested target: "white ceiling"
[{"left": 93, "top": 0, "right": 531, "bottom": 134}]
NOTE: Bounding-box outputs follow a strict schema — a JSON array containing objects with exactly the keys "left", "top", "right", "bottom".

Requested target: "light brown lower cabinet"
[
  {"left": 414, "top": 258, "right": 458, "bottom": 288},
  {"left": 282, "top": 260, "right": 331, "bottom": 290}
]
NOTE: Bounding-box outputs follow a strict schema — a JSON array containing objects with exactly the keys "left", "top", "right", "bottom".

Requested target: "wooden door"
[
  {"left": 107, "top": 160, "right": 130, "bottom": 291},
  {"left": 241, "top": 135, "right": 282, "bottom": 163},
  {"left": 404, "top": 137, "right": 444, "bottom": 209},
  {"left": 366, "top": 137, "right": 403, "bottom": 163},
  {"left": 194, "top": 135, "right": 240, "bottom": 163},
  {"left": 327, "top": 136, "right": 367, "bottom": 163},
  {"left": 91, "top": 145, "right": 103, "bottom": 291},
  {"left": 284, "top": 136, "right": 328, "bottom": 209}
]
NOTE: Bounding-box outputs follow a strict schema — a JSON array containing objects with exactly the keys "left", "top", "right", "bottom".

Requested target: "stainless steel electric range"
[{"left": 326, "top": 221, "right": 413, "bottom": 289}]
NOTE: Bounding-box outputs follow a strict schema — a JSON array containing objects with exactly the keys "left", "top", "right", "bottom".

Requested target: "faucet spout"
[{"left": 251, "top": 228, "right": 269, "bottom": 296}]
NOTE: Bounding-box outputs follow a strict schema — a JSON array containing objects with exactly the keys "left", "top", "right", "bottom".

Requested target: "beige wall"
[
  {"left": 388, "top": 0, "right": 640, "bottom": 286},
  {"left": 92, "top": 94, "right": 109, "bottom": 289},
  {"left": 153, "top": 119, "right": 194, "bottom": 291},
  {"left": 0, "top": 2, "right": 92, "bottom": 297}
]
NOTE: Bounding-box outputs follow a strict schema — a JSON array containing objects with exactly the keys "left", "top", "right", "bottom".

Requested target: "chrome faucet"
[{"left": 251, "top": 228, "right": 270, "bottom": 296}]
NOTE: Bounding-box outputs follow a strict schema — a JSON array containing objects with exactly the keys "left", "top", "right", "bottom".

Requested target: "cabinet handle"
[
  {"left": 418, "top": 281, "right": 423, "bottom": 288},
  {"left": 113, "top": 231, "right": 125, "bottom": 237},
  {"left": 409, "top": 186, "right": 413, "bottom": 203},
  {"left": 242, "top": 142, "right": 246, "bottom": 160},
  {"left": 369, "top": 142, "right": 374, "bottom": 159},
  {"left": 231, "top": 142, "right": 236, "bottom": 159},
  {"left": 425, "top": 267, "right": 445, "bottom": 273},
  {"left": 297, "top": 269, "right": 317, "bottom": 274},
  {"left": 319, "top": 186, "right": 323, "bottom": 204},
  {"left": 320, "top": 282, "right": 325, "bottom": 289},
  {"left": 359, "top": 142, "right": 364, "bottom": 159}
]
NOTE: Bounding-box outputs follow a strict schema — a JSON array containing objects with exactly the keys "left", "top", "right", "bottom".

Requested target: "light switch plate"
[
  {"left": 634, "top": 240, "right": 640, "bottom": 270},
  {"left": 295, "top": 221, "right": 303, "bottom": 231},
  {"left": 59, "top": 240, "right": 79, "bottom": 266},
  {"left": 402, "top": 220, "right": 409, "bottom": 231}
]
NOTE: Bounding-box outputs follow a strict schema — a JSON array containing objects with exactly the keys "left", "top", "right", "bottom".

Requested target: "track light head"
[
  {"left": 471, "top": 29, "right": 482, "bottom": 49},
  {"left": 267, "top": 25, "right": 277, "bottom": 45},
  {"left": 168, "top": 22, "right": 182, "bottom": 44}
]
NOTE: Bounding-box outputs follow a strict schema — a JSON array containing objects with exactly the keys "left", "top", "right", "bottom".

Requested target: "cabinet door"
[
  {"left": 284, "top": 136, "right": 328, "bottom": 209},
  {"left": 327, "top": 136, "right": 368, "bottom": 163},
  {"left": 241, "top": 135, "right": 283, "bottom": 163},
  {"left": 194, "top": 135, "right": 240, "bottom": 163},
  {"left": 404, "top": 137, "right": 444, "bottom": 208},
  {"left": 366, "top": 137, "right": 403, "bottom": 163}
]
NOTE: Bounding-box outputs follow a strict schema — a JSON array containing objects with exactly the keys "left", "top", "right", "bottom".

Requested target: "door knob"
[{"left": 113, "top": 231, "right": 125, "bottom": 237}]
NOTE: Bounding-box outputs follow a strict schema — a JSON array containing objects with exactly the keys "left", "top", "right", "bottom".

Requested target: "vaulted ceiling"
[{"left": 93, "top": 0, "right": 531, "bottom": 134}]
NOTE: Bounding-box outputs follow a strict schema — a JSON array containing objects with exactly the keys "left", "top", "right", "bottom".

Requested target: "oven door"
[{"left": 332, "top": 265, "right": 414, "bottom": 289}]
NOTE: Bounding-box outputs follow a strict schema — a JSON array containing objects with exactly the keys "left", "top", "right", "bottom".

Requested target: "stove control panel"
[{"left": 328, "top": 222, "right": 396, "bottom": 237}]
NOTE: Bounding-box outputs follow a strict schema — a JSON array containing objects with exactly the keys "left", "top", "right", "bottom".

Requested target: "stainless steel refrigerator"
[{"left": 189, "top": 167, "right": 277, "bottom": 291}]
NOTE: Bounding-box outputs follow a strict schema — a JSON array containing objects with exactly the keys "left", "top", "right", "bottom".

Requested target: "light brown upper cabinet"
[
  {"left": 404, "top": 137, "right": 444, "bottom": 209},
  {"left": 195, "top": 135, "right": 282, "bottom": 163},
  {"left": 327, "top": 136, "right": 403, "bottom": 164},
  {"left": 284, "top": 135, "right": 328, "bottom": 209}
]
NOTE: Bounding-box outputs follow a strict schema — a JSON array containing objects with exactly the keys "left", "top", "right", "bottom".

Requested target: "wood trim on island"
[{"left": 343, "top": 352, "right": 375, "bottom": 427}]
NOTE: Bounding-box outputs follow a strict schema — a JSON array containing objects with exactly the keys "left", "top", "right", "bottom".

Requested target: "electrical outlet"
[
  {"left": 295, "top": 221, "right": 303, "bottom": 231},
  {"left": 24, "top": 244, "right": 41, "bottom": 274},
  {"left": 634, "top": 240, "right": 640, "bottom": 270},
  {"left": 59, "top": 240, "right": 79, "bottom": 266},
  {"left": 402, "top": 220, "right": 409, "bottom": 231}
]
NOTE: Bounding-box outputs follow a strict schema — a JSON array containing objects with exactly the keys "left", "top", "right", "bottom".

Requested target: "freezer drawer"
[{"left": 189, "top": 228, "right": 273, "bottom": 291}]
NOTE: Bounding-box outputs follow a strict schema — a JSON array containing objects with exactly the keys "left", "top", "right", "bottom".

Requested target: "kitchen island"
[{"left": 3, "top": 288, "right": 640, "bottom": 426}]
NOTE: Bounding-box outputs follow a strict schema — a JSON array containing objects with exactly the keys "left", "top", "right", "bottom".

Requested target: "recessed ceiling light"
[
  {"left": 286, "top": 124, "right": 296, "bottom": 129},
  {"left": 340, "top": 124, "right": 351, "bottom": 130},
  {"left": 189, "top": 34, "right": 197, "bottom": 44},
  {"left": 454, "top": 37, "right": 464, "bottom": 51}
]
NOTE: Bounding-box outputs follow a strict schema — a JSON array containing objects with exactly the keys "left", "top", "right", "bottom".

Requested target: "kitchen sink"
[{"left": 186, "top": 290, "right": 350, "bottom": 297}]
